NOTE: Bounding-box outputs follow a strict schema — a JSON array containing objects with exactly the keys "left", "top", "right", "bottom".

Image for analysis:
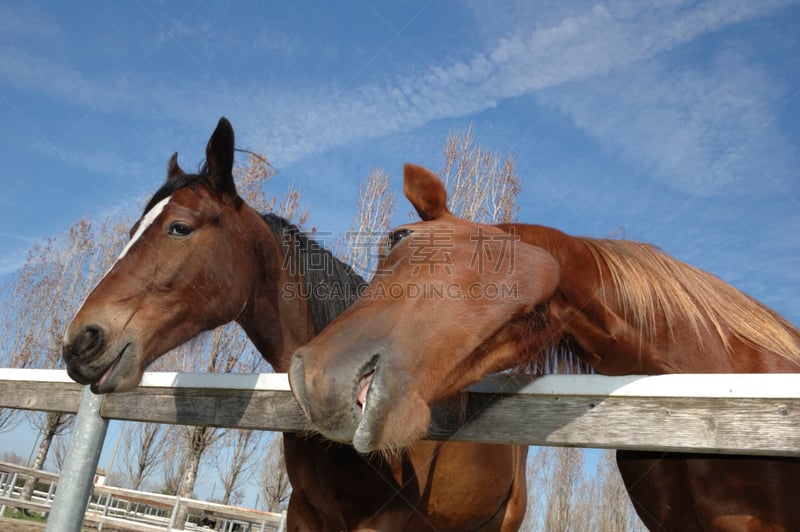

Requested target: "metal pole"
[{"left": 46, "top": 386, "right": 108, "bottom": 532}]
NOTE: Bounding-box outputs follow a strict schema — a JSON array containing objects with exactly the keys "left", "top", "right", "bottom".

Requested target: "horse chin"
[
  {"left": 97, "top": 349, "right": 141, "bottom": 394},
  {"left": 89, "top": 343, "right": 143, "bottom": 394},
  {"left": 352, "top": 368, "right": 430, "bottom": 453}
]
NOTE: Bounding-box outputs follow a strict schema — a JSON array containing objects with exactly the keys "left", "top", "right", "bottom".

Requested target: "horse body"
[
  {"left": 62, "top": 121, "right": 527, "bottom": 531},
  {"left": 291, "top": 163, "right": 800, "bottom": 531},
  {"left": 285, "top": 437, "right": 526, "bottom": 531}
]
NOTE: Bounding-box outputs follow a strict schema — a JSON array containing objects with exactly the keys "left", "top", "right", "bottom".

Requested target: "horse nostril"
[{"left": 75, "top": 325, "right": 106, "bottom": 360}]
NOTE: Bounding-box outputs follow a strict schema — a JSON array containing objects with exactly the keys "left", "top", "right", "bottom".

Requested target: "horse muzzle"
[
  {"left": 289, "top": 344, "right": 431, "bottom": 453},
  {"left": 289, "top": 346, "right": 368, "bottom": 444},
  {"left": 62, "top": 322, "right": 143, "bottom": 394}
]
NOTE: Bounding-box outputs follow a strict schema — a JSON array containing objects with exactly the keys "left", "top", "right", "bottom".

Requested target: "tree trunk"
[
  {"left": 172, "top": 425, "right": 215, "bottom": 529},
  {"left": 20, "top": 414, "right": 60, "bottom": 505}
]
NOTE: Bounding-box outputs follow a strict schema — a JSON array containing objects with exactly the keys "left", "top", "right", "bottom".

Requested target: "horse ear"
[
  {"left": 167, "top": 153, "right": 185, "bottom": 180},
  {"left": 206, "top": 117, "right": 237, "bottom": 195},
  {"left": 403, "top": 163, "right": 449, "bottom": 221}
]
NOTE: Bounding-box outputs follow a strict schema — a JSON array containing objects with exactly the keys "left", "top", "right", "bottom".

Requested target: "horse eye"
[
  {"left": 167, "top": 222, "right": 194, "bottom": 237},
  {"left": 386, "top": 229, "right": 412, "bottom": 253}
]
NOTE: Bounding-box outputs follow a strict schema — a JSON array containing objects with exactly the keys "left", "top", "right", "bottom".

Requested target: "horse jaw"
[{"left": 289, "top": 344, "right": 431, "bottom": 453}]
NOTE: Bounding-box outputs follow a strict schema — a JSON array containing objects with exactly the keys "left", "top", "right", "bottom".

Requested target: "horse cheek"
[{"left": 510, "top": 244, "right": 559, "bottom": 311}]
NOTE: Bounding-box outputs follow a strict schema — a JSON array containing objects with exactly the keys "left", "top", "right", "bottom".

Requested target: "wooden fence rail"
[{"left": 1, "top": 368, "right": 798, "bottom": 456}]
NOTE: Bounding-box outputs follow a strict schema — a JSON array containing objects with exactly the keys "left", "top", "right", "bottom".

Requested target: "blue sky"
[
  {"left": 1, "top": 1, "right": 798, "bottom": 324},
  {"left": 1, "top": 0, "right": 799, "bottom": 503}
]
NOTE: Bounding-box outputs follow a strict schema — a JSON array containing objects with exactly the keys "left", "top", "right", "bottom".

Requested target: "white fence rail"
[
  {"left": 0, "top": 368, "right": 798, "bottom": 531},
  {"left": 2, "top": 369, "right": 798, "bottom": 455}
]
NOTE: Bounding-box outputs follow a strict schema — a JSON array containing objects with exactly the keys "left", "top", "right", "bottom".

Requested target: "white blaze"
[
  {"left": 115, "top": 196, "right": 172, "bottom": 263},
  {"left": 64, "top": 195, "right": 173, "bottom": 342}
]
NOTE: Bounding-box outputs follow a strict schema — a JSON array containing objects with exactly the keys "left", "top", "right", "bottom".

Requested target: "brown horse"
[
  {"left": 290, "top": 163, "right": 800, "bottom": 531},
  {"left": 61, "top": 120, "right": 527, "bottom": 531}
]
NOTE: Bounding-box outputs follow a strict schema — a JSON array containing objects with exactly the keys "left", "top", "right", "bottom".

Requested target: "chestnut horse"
[
  {"left": 290, "top": 163, "right": 800, "bottom": 531},
  {"left": 61, "top": 121, "right": 527, "bottom": 531}
]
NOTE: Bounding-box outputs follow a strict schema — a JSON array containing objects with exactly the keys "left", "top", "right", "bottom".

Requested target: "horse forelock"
[
  {"left": 261, "top": 214, "right": 367, "bottom": 334},
  {"left": 583, "top": 238, "right": 800, "bottom": 365},
  {"left": 142, "top": 164, "right": 210, "bottom": 216}
]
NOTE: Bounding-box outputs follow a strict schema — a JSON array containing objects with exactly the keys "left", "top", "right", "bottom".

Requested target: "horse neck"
[
  {"left": 236, "top": 209, "right": 366, "bottom": 372},
  {"left": 504, "top": 223, "right": 800, "bottom": 375},
  {"left": 493, "top": 224, "right": 603, "bottom": 373},
  {"left": 497, "top": 224, "right": 671, "bottom": 373}
]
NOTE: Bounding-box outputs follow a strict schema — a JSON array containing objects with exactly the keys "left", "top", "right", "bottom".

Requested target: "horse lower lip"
[{"left": 95, "top": 345, "right": 128, "bottom": 391}]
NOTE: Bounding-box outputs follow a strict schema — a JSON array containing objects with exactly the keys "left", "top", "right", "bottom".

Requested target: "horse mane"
[
  {"left": 261, "top": 213, "right": 367, "bottom": 334},
  {"left": 582, "top": 237, "right": 800, "bottom": 364}
]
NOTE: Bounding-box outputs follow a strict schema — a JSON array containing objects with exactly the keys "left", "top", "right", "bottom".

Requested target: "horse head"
[
  {"left": 289, "top": 163, "right": 560, "bottom": 452},
  {"left": 62, "top": 118, "right": 271, "bottom": 393}
]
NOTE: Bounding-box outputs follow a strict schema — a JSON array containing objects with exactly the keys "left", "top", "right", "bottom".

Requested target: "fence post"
[
  {"left": 167, "top": 493, "right": 181, "bottom": 531},
  {"left": 45, "top": 386, "right": 108, "bottom": 532},
  {"left": 0, "top": 471, "right": 15, "bottom": 516}
]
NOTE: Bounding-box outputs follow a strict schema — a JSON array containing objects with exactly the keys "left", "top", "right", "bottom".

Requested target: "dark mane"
[
  {"left": 143, "top": 164, "right": 211, "bottom": 215},
  {"left": 262, "top": 213, "right": 366, "bottom": 334}
]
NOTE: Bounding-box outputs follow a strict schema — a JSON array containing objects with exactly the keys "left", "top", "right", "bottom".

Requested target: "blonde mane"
[{"left": 583, "top": 238, "right": 800, "bottom": 365}]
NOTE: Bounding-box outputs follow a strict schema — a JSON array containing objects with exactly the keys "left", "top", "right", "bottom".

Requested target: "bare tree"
[
  {"left": 212, "top": 429, "right": 264, "bottom": 506},
  {"left": 21, "top": 412, "right": 72, "bottom": 487},
  {"left": 119, "top": 422, "right": 169, "bottom": 490},
  {"left": 259, "top": 435, "right": 290, "bottom": 513},
  {"left": 594, "top": 450, "right": 645, "bottom": 531},
  {"left": 520, "top": 448, "right": 645, "bottom": 532},
  {"left": 159, "top": 426, "right": 186, "bottom": 496},
  {"left": 236, "top": 152, "right": 277, "bottom": 214},
  {"left": 333, "top": 166, "right": 396, "bottom": 279},
  {"left": 0, "top": 221, "right": 92, "bottom": 433},
  {"left": 440, "top": 124, "right": 520, "bottom": 223},
  {"left": 235, "top": 151, "right": 308, "bottom": 226},
  {"left": 519, "top": 447, "right": 585, "bottom": 532},
  {"left": 543, "top": 447, "right": 587, "bottom": 531},
  {"left": 1, "top": 217, "right": 129, "bottom": 503},
  {"left": 2, "top": 451, "right": 25, "bottom": 465},
  {"left": 51, "top": 432, "right": 69, "bottom": 472},
  {"left": 167, "top": 324, "right": 258, "bottom": 528}
]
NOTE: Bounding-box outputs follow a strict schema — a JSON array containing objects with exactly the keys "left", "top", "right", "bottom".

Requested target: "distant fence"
[
  {"left": 0, "top": 368, "right": 798, "bottom": 530},
  {"left": 0, "top": 461, "right": 285, "bottom": 532}
]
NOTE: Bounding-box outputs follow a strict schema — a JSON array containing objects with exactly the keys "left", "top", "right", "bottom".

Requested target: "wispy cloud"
[
  {"left": 0, "top": 5, "right": 60, "bottom": 40},
  {"left": 0, "top": 46, "right": 139, "bottom": 112},
  {"left": 534, "top": 48, "right": 797, "bottom": 196},
  {"left": 232, "top": 0, "right": 796, "bottom": 166},
  {"left": 0, "top": 1, "right": 795, "bottom": 184}
]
